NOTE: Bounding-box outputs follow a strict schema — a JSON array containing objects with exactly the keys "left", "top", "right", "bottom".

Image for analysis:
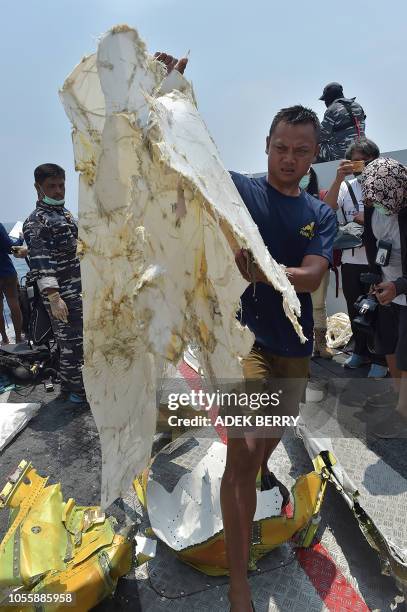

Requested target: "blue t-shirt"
[{"left": 231, "top": 172, "right": 336, "bottom": 357}]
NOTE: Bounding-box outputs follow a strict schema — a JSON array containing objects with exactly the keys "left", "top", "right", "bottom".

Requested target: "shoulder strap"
[
  {"left": 339, "top": 205, "right": 347, "bottom": 225},
  {"left": 344, "top": 180, "right": 359, "bottom": 212},
  {"left": 338, "top": 100, "right": 361, "bottom": 138}
]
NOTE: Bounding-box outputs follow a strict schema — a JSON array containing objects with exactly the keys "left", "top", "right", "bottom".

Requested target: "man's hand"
[
  {"left": 335, "top": 160, "right": 354, "bottom": 182},
  {"left": 154, "top": 52, "right": 188, "bottom": 75},
  {"left": 324, "top": 160, "right": 356, "bottom": 209},
  {"left": 353, "top": 212, "right": 364, "bottom": 225},
  {"left": 48, "top": 292, "right": 69, "bottom": 323},
  {"left": 11, "top": 246, "right": 28, "bottom": 258},
  {"left": 235, "top": 249, "right": 266, "bottom": 284},
  {"left": 374, "top": 281, "right": 397, "bottom": 305}
]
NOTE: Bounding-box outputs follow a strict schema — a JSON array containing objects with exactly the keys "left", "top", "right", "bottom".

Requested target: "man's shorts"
[
  {"left": 221, "top": 344, "right": 310, "bottom": 437},
  {"left": 375, "top": 303, "right": 407, "bottom": 371},
  {"left": 0, "top": 273, "right": 18, "bottom": 297}
]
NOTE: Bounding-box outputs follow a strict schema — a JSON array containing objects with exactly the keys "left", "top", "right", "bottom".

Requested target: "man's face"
[
  {"left": 266, "top": 121, "right": 319, "bottom": 187},
  {"left": 35, "top": 176, "right": 65, "bottom": 201}
]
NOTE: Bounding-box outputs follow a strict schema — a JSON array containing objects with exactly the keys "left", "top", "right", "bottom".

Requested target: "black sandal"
[{"left": 260, "top": 471, "right": 290, "bottom": 508}]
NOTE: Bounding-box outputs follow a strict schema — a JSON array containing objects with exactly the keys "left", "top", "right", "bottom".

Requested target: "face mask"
[
  {"left": 43, "top": 195, "right": 65, "bottom": 206},
  {"left": 373, "top": 202, "right": 391, "bottom": 216},
  {"left": 39, "top": 188, "right": 65, "bottom": 206},
  {"left": 299, "top": 174, "right": 311, "bottom": 190}
]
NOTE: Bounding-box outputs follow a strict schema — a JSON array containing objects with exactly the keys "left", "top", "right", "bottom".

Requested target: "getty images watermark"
[{"left": 166, "top": 389, "right": 300, "bottom": 428}]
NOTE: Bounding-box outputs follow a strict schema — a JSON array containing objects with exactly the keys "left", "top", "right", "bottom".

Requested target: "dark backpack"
[{"left": 21, "top": 271, "right": 54, "bottom": 345}]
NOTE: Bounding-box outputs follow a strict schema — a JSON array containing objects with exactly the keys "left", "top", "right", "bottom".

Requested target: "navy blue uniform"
[
  {"left": 317, "top": 97, "right": 366, "bottom": 162},
  {"left": 0, "top": 223, "right": 23, "bottom": 279},
  {"left": 23, "top": 202, "right": 85, "bottom": 397}
]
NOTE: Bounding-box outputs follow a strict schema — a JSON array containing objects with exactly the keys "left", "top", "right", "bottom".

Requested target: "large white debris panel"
[{"left": 60, "top": 25, "right": 303, "bottom": 506}]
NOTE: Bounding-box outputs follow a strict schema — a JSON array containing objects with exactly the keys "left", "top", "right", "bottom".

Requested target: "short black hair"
[
  {"left": 345, "top": 138, "right": 380, "bottom": 160},
  {"left": 307, "top": 166, "right": 320, "bottom": 199},
  {"left": 269, "top": 105, "right": 321, "bottom": 140},
  {"left": 34, "top": 163, "right": 65, "bottom": 185}
]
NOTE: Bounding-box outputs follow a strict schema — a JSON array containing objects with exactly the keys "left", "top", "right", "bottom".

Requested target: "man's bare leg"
[
  {"left": 3, "top": 283, "right": 22, "bottom": 343},
  {"left": 220, "top": 434, "right": 266, "bottom": 612}
]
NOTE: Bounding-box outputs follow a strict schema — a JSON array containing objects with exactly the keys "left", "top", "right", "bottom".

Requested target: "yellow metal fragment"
[
  {"left": 135, "top": 464, "right": 325, "bottom": 576},
  {"left": 0, "top": 462, "right": 133, "bottom": 611}
]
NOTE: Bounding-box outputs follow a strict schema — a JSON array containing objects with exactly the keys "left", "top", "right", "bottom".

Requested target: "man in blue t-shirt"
[
  {"left": 221, "top": 106, "right": 336, "bottom": 611},
  {"left": 151, "top": 51, "right": 336, "bottom": 612}
]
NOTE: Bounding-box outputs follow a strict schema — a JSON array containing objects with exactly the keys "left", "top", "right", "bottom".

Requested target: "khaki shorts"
[{"left": 221, "top": 345, "right": 310, "bottom": 435}]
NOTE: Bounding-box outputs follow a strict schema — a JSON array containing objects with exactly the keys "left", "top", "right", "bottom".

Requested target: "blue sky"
[{"left": 1, "top": 0, "right": 406, "bottom": 221}]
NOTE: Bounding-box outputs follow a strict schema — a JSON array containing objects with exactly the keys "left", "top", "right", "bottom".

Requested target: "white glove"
[{"left": 48, "top": 292, "right": 69, "bottom": 323}]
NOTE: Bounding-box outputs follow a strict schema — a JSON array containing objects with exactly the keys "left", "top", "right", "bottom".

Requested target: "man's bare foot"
[
  {"left": 229, "top": 582, "right": 253, "bottom": 612},
  {"left": 1, "top": 337, "right": 9, "bottom": 345}
]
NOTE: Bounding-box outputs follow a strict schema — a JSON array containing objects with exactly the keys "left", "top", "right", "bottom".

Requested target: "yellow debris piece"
[
  {"left": 0, "top": 461, "right": 133, "bottom": 611},
  {"left": 135, "top": 465, "right": 325, "bottom": 576}
]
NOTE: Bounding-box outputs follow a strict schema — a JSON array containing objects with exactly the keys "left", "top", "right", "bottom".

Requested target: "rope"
[{"left": 326, "top": 312, "right": 352, "bottom": 349}]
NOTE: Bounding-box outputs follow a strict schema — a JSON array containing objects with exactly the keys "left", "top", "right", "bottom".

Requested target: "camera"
[
  {"left": 353, "top": 295, "right": 379, "bottom": 336},
  {"left": 359, "top": 272, "right": 382, "bottom": 286},
  {"left": 352, "top": 273, "right": 382, "bottom": 336}
]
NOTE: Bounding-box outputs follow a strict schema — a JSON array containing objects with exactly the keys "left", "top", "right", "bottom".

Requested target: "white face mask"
[
  {"left": 299, "top": 174, "right": 311, "bottom": 190},
  {"left": 39, "top": 187, "right": 65, "bottom": 206},
  {"left": 373, "top": 201, "right": 391, "bottom": 216}
]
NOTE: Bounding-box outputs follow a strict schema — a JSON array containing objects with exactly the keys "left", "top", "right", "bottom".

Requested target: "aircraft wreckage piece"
[
  {"left": 133, "top": 435, "right": 326, "bottom": 575},
  {"left": 0, "top": 402, "right": 40, "bottom": 451},
  {"left": 60, "top": 25, "right": 304, "bottom": 506},
  {"left": 297, "top": 421, "right": 407, "bottom": 596},
  {"left": 0, "top": 461, "right": 133, "bottom": 610}
]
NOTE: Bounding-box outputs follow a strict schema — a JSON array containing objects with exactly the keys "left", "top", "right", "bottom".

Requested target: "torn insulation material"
[{"left": 60, "top": 25, "right": 303, "bottom": 506}]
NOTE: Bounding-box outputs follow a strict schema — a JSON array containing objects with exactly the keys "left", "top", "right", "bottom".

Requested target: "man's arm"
[
  {"left": 285, "top": 255, "right": 329, "bottom": 293},
  {"left": 319, "top": 108, "right": 335, "bottom": 144},
  {"left": 235, "top": 205, "right": 336, "bottom": 293},
  {"left": 323, "top": 160, "right": 354, "bottom": 210},
  {"left": 376, "top": 211, "right": 407, "bottom": 303},
  {"left": 0, "top": 223, "right": 22, "bottom": 252},
  {"left": 235, "top": 252, "right": 329, "bottom": 294},
  {"left": 24, "top": 217, "right": 59, "bottom": 294},
  {"left": 316, "top": 107, "right": 338, "bottom": 162}
]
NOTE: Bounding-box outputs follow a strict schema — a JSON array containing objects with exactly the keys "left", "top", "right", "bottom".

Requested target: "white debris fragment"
[
  {"left": 147, "top": 441, "right": 283, "bottom": 550},
  {"left": 0, "top": 402, "right": 41, "bottom": 451},
  {"left": 60, "top": 25, "right": 304, "bottom": 506}
]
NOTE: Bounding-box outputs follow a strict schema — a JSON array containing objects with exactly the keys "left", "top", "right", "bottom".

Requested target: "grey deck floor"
[{"left": 0, "top": 350, "right": 405, "bottom": 611}]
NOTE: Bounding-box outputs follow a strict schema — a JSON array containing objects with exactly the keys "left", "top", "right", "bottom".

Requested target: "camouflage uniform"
[
  {"left": 23, "top": 202, "right": 85, "bottom": 398},
  {"left": 317, "top": 97, "right": 366, "bottom": 162}
]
